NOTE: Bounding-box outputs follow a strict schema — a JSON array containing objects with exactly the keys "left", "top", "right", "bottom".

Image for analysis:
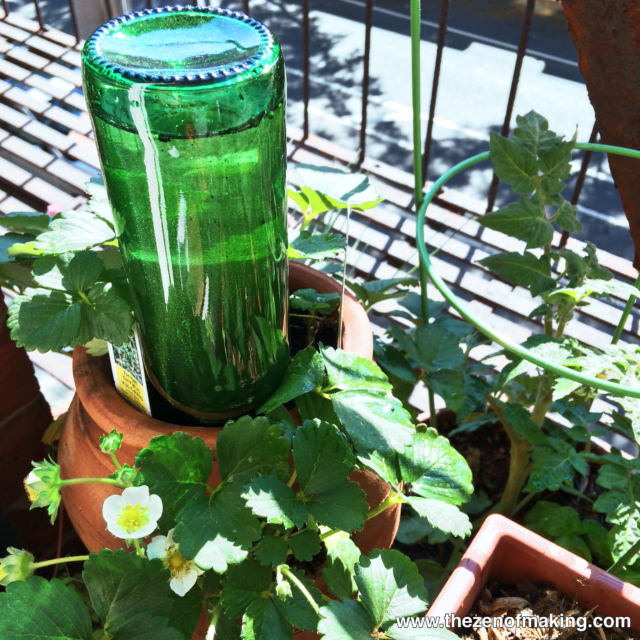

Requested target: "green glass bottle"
[{"left": 82, "top": 6, "right": 289, "bottom": 421}]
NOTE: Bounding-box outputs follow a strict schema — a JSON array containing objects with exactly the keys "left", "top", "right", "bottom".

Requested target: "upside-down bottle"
[{"left": 82, "top": 6, "right": 289, "bottom": 421}]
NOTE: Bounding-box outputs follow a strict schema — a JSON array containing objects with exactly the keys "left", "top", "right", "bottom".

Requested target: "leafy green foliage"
[
  {"left": 287, "top": 229, "right": 346, "bottom": 261},
  {"left": 323, "top": 537, "right": 360, "bottom": 599},
  {"left": 83, "top": 549, "right": 200, "bottom": 640},
  {"left": 0, "top": 211, "right": 51, "bottom": 234},
  {"left": 7, "top": 251, "right": 133, "bottom": 352},
  {"left": 403, "top": 495, "right": 472, "bottom": 538},
  {"left": 524, "top": 438, "right": 587, "bottom": 492},
  {"left": 289, "top": 288, "right": 340, "bottom": 315},
  {"left": 347, "top": 277, "right": 419, "bottom": 311},
  {"left": 0, "top": 577, "right": 92, "bottom": 640},
  {"left": 243, "top": 476, "right": 306, "bottom": 529},
  {"left": 478, "top": 251, "right": 555, "bottom": 297},
  {"left": 288, "top": 529, "right": 321, "bottom": 561},
  {"left": 489, "top": 132, "right": 538, "bottom": 194},
  {"left": 322, "top": 347, "right": 392, "bottom": 392}
]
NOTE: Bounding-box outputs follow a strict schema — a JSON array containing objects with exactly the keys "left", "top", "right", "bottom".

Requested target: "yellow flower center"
[
  {"left": 24, "top": 477, "right": 39, "bottom": 503},
  {"left": 116, "top": 503, "right": 149, "bottom": 534},
  {"left": 166, "top": 548, "right": 190, "bottom": 577}
]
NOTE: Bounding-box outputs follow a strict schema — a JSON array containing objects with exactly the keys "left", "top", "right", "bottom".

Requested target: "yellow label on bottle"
[{"left": 108, "top": 326, "right": 152, "bottom": 417}]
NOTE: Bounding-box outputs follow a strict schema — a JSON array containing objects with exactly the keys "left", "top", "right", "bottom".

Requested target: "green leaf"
[
  {"left": 173, "top": 483, "right": 261, "bottom": 562},
  {"left": 356, "top": 549, "right": 429, "bottom": 628},
  {"left": 398, "top": 429, "right": 473, "bottom": 505},
  {"left": 288, "top": 186, "right": 339, "bottom": 222},
  {"left": 555, "top": 201, "right": 582, "bottom": 233},
  {"left": 396, "top": 512, "right": 448, "bottom": 545},
  {"left": 295, "top": 164, "right": 383, "bottom": 209},
  {"left": 322, "top": 537, "right": 360, "bottom": 599},
  {"left": 389, "top": 324, "right": 464, "bottom": 372},
  {"left": 0, "top": 211, "right": 51, "bottom": 233},
  {"left": 594, "top": 458, "right": 640, "bottom": 529},
  {"left": 356, "top": 447, "right": 401, "bottom": 486},
  {"left": 217, "top": 416, "right": 291, "bottom": 485},
  {"left": 255, "top": 536, "right": 288, "bottom": 566},
  {"left": 0, "top": 232, "right": 39, "bottom": 262},
  {"left": 272, "top": 570, "right": 323, "bottom": 631},
  {"left": 289, "top": 288, "right": 340, "bottom": 314},
  {"left": 33, "top": 251, "right": 105, "bottom": 293},
  {"left": 242, "top": 476, "right": 306, "bottom": 529},
  {"left": 348, "top": 277, "right": 420, "bottom": 309},
  {"left": 7, "top": 288, "right": 81, "bottom": 352},
  {"left": 373, "top": 338, "right": 419, "bottom": 384},
  {"left": 538, "top": 136, "right": 575, "bottom": 181},
  {"left": 489, "top": 131, "right": 538, "bottom": 194},
  {"left": 295, "top": 391, "right": 341, "bottom": 426},
  {"left": 0, "top": 260, "right": 36, "bottom": 288},
  {"left": 332, "top": 389, "right": 415, "bottom": 455},
  {"left": 0, "top": 576, "right": 92, "bottom": 640},
  {"left": 134, "top": 432, "right": 212, "bottom": 532},
  {"left": 318, "top": 599, "right": 375, "bottom": 640},
  {"left": 35, "top": 209, "right": 116, "bottom": 254},
  {"left": 287, "top": 229, "right": 346, "bottom": 261},
  {"left": 109, "top": 613, "right": 184, "bottom": 640},
  {"left": 321, "top": 346, "right": 392, "bottom": 392},
  {"left": 257, "top": 347, "right": 325, "bottom": 414},
  {"left": 502, "top": 402, "right": 548, "bottom": 445},
  {"left": 241, "top": 598, "right": 291, "bottom": 640},
  {"left": 265, "top": 405, "right": 298, "bottom": 441},
  {"left": 478, "top": 251, "right": 556, "bottom": 297},
  {"left": 288, "top": 529, "right": 321, "bottom": 561},
  {"left": 404, "top": 496, "right": 472, "bottom": 538},
  {"left": 83, "top": 549, "right": 199, "bottom": 640},
  {"left": 481, "top": 196, "right": 553, "bottom": 250},
  {"left": 84, "top": 282, "right": 134, "bottom": 346},
  {"left": 548, "top": 278, "right": 640, "bottom": 304},
  {"left": 525, "top": 440, "right": 586, "bottom": 492},
  {"left": 293, "top": 420, "right": 368, "bottom": 532},
  {"left": 512, "top": 111, "right": 563, "bottom": 156},
  {"left": 85, "top": 337, "right": 109, "bottom": 356},
  {"left": 524, "top": 501, "right": 583, "bottom": 537},
  {"left": 221, "top": 559, "right": 273, "bottom": 620},
  {"left": 425, "top": 369, "right": 466, "bottom": 413},
  {"left": 505, "top": 341, "right": 571, "bottom": 386}
]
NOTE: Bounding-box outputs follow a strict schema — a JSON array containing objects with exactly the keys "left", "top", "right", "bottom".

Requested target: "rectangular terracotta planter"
[{"left": 428, "top": 514, "right": 640, "bottom": 629}]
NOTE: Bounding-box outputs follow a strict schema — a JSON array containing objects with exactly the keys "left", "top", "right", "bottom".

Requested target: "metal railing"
[{"left": 0, "top": 0, "right": 599, "bottom": 226}]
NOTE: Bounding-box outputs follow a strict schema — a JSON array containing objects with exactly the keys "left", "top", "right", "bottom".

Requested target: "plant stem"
[
  {"left": 609, "top": 537, "right": 640, "bottom": 575},
  {"left": 279, "top": 565, "right": 320, "bottom": 614},
  {"left": 542, "top": 243, "right": 553, "bottom": 336},
  {"left": 366, "top": 491, "right": 403, "bottom": 521},
  {"left": 287, "top": 470, "right": 297, "bottom": 488},
  {"left": 134, "top": 539, "right": 145, "bottom": 558},
  {"left": 318, "top": 528, "right": 340, "bottom": 542},
  {"left": 483, "top": 397, "right": 532, "bottom": 518},
  {"left": 32, "top": 555, "right": 89, "bottom": 569},
  {"left": 511, "top": 490, "right": 538, "bottom": 516},
  {"left": 110, "top": 453, "right": 122, "bottom": 471},
  {"left": 337, "top": 204, "right": 351, "bottom": 350},
  {"left": 531, "top": 376, "right": 553, "bottom": 427},
  {"left": 611, "top": 274, "right": 640, "bottom": 345},
  {"left": 61, "top": 477, "right": 124, "bottom": 487},
  {"left": 289, "top": 313, "right": 322, "bottom": 321}
]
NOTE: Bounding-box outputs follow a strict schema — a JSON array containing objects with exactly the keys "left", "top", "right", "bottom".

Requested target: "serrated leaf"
[
  {"left": 134, "top": 432, "right": 211, "bottom": 532},
  {"left": 505, "top": 341, "right": 571, "bottom": 384},
  {"left": 35, "top": 209, "right": 116, "bottom": 254},
  {"left": 373, "top": 338, "right": 419, "bottom": 384},
  {"left": 296, "top": 164, "right": 383, "bottom": 209},
  {"left": 257, "top": 347, "right": 325, "bottom": 414},
  {"left": 525, "top": 440, "right": 586, "bottom": 492},
  {"left": 322, "top": 346, "right": 392, "bottom": 392},
  {"left": 478, "top": 251, "right": 556, "bottom": 297},
  {"left": 0, "top": 260, "right": 37, "bottom": 288},
  {"left": 287, "top": 229, "right": 346, "bottom": 261},
  {"left": 356, "top": 447, "right": 401, "bottom": 486},
  {"left": 538, "top": 136, "right": 575, "bottom": 180},
  {"left": 594, "top": 458, "right": 640, "bottom": 530},
  {"left": 293, "top": 420, "right": 368, "bottom": 532},
  {"left": 195, "top": 535, "right": 248, "bottom": 574},
  {"left": 289, "top": 288, "right": 340, "bottom": 314},
  {"left": 241, "top": 598, "right": 291, "bottom": 640},
  {"left": 0, "top": 212, "right": 51, "bottom": 234},
  {"left": 242, "top": 476, "right": 306, "bottom": 529},
  {"left": 404, "top": 495, "right": 471, "bottom": 538},
  {"left": 217, "top": 416, "right": 291, "bottom": 485},
  {"left": 512, "top": 111, "right": 562, "bottom": 156},
  {"left": 348, "top": 277, "right": 419, "bottom": 309},
  {"left": 288, "top": 529, "right": 320, "bottom": 561},
  {"left": 110, "top": 613, "right": 184, "bottom": 640},
  {"left": 389, "top": 324, "right": 465, "bottom": 372},
  {"left": 295, "top": 391, "right": 341, "bottom": 426},
  {"left": 33, "top": 251, "right": 104, "bottom": 293},
  {"left": 332, "top": 389, "right": 415, "bottom": 455},
  {"left": 481, "top": 196, "right": 553, "bottom": 249},
  {"left": 322, "top": 537, "right": 360, "bottom": 600},
  {"left": 1, "top": 232, "right": 40, "bottom": 262},
  {"left": 425, "top": 369, "right": 465, "bottom": 413},
  {"left": 356, "top": 549, "right": 429, "bottom": 628},
  {"left": 556, "top": 200, "right": 582, "bottom": 232},
  {"left": 7, "top": 288, "right": 81, "bottom": 352},
  {"left": 83, "top": 549, "right": 199, "bottom": 640},
  {"left": 221, "top": 559, "right": 273, "bottom": 620},
  {"left": 84, "top": 282, "right": 134, "bottom": 346},
  {"left": 272, "top": 569, "right": 323, "bottom": 631},
  {"left": 502, "top": 402, "right": 548, "bottom": 445},
  {"left": 398, "top": 429, "right": 473, "bottom": 505},
  {"left": 0, "top": 576, "right": 92, "bottom": 640},
  {"left": 549, "top": 278, "right": 640, "bottom": 304},
  {"left": 318, "top": 599, "right": 374, "bottom": 640},
  {"left": 255, "top": 536, "right": 288, "bottom": 566},
  {"left": 173, "top": 483, "right": 261, "bottom": 561},
  {"left": 489, "top": 132, "right": 538, "bottom": 194},
  {"left": 85, "top": 337, "right": 109, "bottom": 356}
]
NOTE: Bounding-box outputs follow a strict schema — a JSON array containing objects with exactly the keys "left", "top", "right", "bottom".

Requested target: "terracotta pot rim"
[
  {"left": 72, "top": 261, "right": 373, "bottom": 441},
  {"left": 428, "top": 514, "right": 640, "bottom": 626}
]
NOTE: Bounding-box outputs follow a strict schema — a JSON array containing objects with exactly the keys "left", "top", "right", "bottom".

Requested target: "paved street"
[{"left": 8, "top": 0, "right": 634, "bottom": 259}]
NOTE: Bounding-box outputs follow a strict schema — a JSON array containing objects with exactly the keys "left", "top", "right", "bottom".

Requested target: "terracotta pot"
[
  {"left": 428, "top": 514, "right": 640, "bottom": 629},
  {"left": 58, "top": 261, "right": 398, "bottom": 636}
]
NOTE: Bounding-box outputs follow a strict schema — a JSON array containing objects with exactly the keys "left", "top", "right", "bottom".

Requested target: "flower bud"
[
  {"left": 108, "top": 464, "right": 138, "bottom": 487},
  {"left": 275, "top": 565, "right": 292, "bottom": 600},
  {"left": 24, "top": 459, "right": 62, "bottom": 524},
  {"left": 0, "top": 548, "right": 35, "bottom": 586},
  {"left": 100, "top": 430, "right": 124, "bottom": 454}
]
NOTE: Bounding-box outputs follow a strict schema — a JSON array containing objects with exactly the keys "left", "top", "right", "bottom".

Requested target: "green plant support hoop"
[{"left": 417, "top": 141, "right": 640, "bottom": 400}]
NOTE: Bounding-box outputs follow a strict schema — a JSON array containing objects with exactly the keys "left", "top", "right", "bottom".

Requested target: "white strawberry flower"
[
  {"left": 148, "top": 529, "right": 204, "bottom": 596},
  {"left": 102, "top": 485, "right": 162, "bottom": 540}
]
